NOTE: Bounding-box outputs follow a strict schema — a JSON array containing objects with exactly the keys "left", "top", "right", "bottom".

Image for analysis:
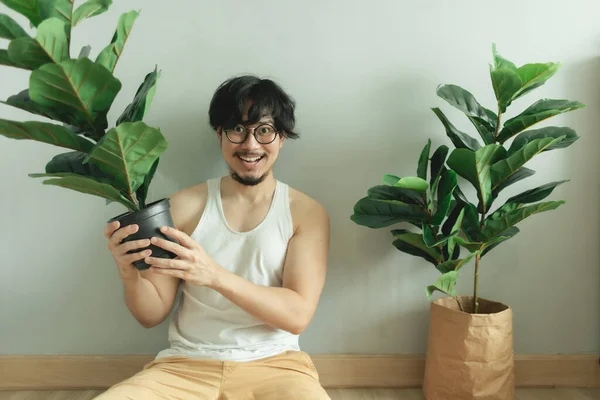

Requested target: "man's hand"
[
  {"left": 145, "top": 226, "right": 222, "bottom": 287},
  {"left": 104, "top": 221, "right": 151, "bottom": 282}
]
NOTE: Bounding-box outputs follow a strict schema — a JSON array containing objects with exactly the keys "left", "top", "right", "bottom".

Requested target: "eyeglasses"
[{"left": 223, "top": 123, "right": 279, "bottom": 144}]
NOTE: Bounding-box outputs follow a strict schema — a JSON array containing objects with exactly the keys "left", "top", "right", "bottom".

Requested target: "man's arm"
[
  {"left": 210, "top": 200, "right": 330, "bottom": 334},
  {"left": 120, "top": 185, "right": 205, "bottom": 328}
]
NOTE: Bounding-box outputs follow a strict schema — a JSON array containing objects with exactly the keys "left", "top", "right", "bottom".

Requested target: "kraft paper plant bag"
[{"left": 423, "top": 296, "right": 514, "bottom": 400}]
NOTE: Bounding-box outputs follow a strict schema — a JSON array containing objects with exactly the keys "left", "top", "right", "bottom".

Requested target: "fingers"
[
  {"left": 146, "top": 256, "right": 188, "bottom": 270},
  {"left": 159, "top": 226, "right": 196, "bottom": 249},
  {"left": 124, "top": 249, "right": 152, "bottom": 264},
  {"left": 111, "top": 224, "right": 139, "bottom": 246},
  {"left": 104, "top": 221, "right": 120, "bottom": 239},
  {"left": 118, "top": 238, "right": 151, "bottom": 255},
  {"left": 150, "top": 235, "right": 188, "bottom": 257}
]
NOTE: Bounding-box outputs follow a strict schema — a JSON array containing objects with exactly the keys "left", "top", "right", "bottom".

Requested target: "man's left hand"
[{"left": 145, "top": 226, "right": 221, "bottom": 287}]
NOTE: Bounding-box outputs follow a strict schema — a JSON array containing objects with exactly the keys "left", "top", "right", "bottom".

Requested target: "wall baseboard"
[{"left": 0, "top": 354, "right": 598, "bottom": 390}]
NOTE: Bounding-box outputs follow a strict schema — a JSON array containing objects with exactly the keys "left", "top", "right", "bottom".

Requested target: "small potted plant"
[
  {"left": 0, "top": 0, "right": 176, "bottom": 269},
  {"left": 350, "top": 44, "right": 584, "bottom": 399}
]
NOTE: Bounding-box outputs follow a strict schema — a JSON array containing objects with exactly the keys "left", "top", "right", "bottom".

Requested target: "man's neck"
[{"left": 221, "top": 173, "right": 277, "bottom": 204}]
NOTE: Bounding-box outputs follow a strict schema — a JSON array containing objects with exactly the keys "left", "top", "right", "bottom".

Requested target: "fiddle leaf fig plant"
[
  {"left": 351, "top": 44, "right": 584, "bottom": 313},
  {"left": 0, "top": 1, "right": 166, "bottom": 212}
]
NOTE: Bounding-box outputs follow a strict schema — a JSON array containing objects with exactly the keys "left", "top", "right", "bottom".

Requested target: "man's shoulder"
[
  {"left": 287, "top": 185, "right": 329, "bottom": 231},
  {"left": 170, "top": 181, "right": 208, "bottom": 205},
  {"left": 168, "top": 181, "right": 209, "bottom": 234}
]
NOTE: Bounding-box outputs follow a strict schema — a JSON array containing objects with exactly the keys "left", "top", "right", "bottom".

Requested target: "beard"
[{"left": 231, "top": 171, "right": 268, "bottom": 186}]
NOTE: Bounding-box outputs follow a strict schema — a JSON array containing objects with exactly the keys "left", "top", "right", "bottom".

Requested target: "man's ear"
[
  {"left": 216, "top": 128, "right": 223, "bottom": 144},
  {"left": 279, "top": 133, "right": 286, "bottom": 148}
]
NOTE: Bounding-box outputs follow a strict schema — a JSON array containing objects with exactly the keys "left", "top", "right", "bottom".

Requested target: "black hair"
[{"left": 208, "top": 75, "right": 298, "bottom": 139}]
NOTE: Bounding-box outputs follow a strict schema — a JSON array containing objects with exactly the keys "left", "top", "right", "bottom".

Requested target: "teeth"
[{"left": 239, "top": 156, "right": 261, "bottom": 162}]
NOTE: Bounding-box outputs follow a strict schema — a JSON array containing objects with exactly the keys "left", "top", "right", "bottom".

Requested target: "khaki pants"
[{"left": 94, "top": 350, "right": 330, "bottom": 399}]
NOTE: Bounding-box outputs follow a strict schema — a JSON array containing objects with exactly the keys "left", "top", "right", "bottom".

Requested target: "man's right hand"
[{"left": 104, "top": 221, "right": 152, "bottom": 282}]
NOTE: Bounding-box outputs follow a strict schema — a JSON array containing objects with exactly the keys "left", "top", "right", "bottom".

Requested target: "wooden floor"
[{"left": 0, "top": 389, "right": 599, "bottom": 399}]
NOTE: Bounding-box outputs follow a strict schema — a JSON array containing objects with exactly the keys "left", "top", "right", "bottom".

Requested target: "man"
[{"left": 97, "top": 76, "right": 331, "bottom": 399}]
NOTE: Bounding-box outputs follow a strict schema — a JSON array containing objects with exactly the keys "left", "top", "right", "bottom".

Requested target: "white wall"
[{"left": 1, "top": 0, "right": 598, "bottom": 356}]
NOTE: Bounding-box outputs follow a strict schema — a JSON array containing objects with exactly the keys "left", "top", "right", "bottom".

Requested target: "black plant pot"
[{"left": 108, "top": 198, "right": 178, "bottom": 270}]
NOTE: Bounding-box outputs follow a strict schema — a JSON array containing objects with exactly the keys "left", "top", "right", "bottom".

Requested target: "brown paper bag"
[{"left": 423, "top": 296, "right": 514, "bottom": 400}]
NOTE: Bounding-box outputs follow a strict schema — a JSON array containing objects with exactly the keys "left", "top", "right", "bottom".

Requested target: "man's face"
[{"left": 218, "top": 103, "right": 285, "bottom": 186}]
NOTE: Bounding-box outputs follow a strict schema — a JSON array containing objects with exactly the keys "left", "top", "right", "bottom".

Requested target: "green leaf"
[
  {"left": 492, "top": 167, "right": 535, "bottom": 199},
  {"left": 508, "top": 127, "right": 579, "bottom": 156},
  {"left": 351, "top": 197, "right": 429, "bottom": 228},
  {"left": 392, "top": 229, "right": 442, "bottom": 265},
  {"left": 0, "top": 49, "right": 26, "bottom": 69},
  {"left": 487, "top": 202, "right": 520, "bottom": 221},
  {"left": 491, "top": 136, "right": 564, "bottom": 190},
  {"left": 393, "top": 176, "right": 429, "bottom": 193},
  {"left": 431, "top": 170, "right": 457, "bottom": 225},
  {"left": 95, "top": 10, "right": 138, "bottom": 73},
  {"left": 497, "top": 99, "right": 586, "bottom": 143},
  {"left": 431, "top": 108, "right": 481, "bottom": 151},
  {"left": 492, "top": 43, "right": 517, "bottom": 71},
  {"left": 429, "top": 144, "right": 449, "bottom": 186},
  {"left": 481, "top": 227, "right": 519, "bottom": 257},
  {"left": 490, "top": 66, "right": 522, "bottom": 113},
  {"left": 0, "top": 0, "right": 42, "bottom": 27},
  {"left": 442, "top": 202, "right": 464, "bottom": 236},
  {"left": 382, "top": 174, "right": 400, "bottom": 186},
  {"left": 136, "top": 158, "right": 158, "bottom": 209},
  {"left": 77, "top": 44, "right": 91, "bottom": 58},
  {"left": 505, "top": 180, "right": 568, "bottom": 205},
  {"left": 417, "top": 139, "right": 431, "bottom": 180},
  {"left": 513, "top": 63, "right": 560, "bottom": 101},
  {"left": 0, "top": 13, "right": 29, "bottom": 39},
  {"left": 455, "top": 234, "right": 509, "bottom": 254},
  {"left": 45, "top": 151, "right": 112, "bottom": 180},
  {"left": 86, "top": 121, "right": 168, "bottom": 196},
  {"left": 482, "top": 201, "right": 565, "bottom": 239},
  {"left": 436, "top": 84, "right": 497, "bottom": 144},
  {"left": 423, "top": 224, "right": 458, "bottom": 248},
  {"left": 462, "top": 202, "right": 481, "bottom": 242},
  {"left": 116, "top": 67, "right": 160, "bottom": 125},
  {"left": 442, "top": 205, "right": 464, "bottom": 258},
  {"left": 447, "top": 145, "right": 507, "bottom": 212},
  {"left": 33, "top": 17, "right": 69, "bottom": 63},
  {"left": 367, "top": 185, "right": 426, "bottom": 207},
  {"left": 454, "top": 236, "right": 484, "bottom": 253},
  {"left": 436, "top": 252, "right": 475, "bottom": 274},
  {"left": 72, "top": 0, "right": 112, "bottom": 26},
  {"left": 469, "top": 116, "right": 496, "bottom": 145},
  {"left": 0, "top": 119, "right": 93, "bottom": 152},
  {"left": 5, "top": 17, "right": 70, "bottom": 70},
  {"left": 38, "top": 0, "right": 74, "bottom": 27},
  {"left": 7, "top": 37, "right": 51, "bottom": 69},
  {"left": 2, "top": 89, "right": 82, "bottom": 127},
  {"left": 29, "top": 57, "right": 122, "bottom": 128},
  {"left": 29, "top": 172, "right": 137, "bottom": 211},
  {"left": 426, "top": 271, "right": 458, "bottom": 300}
]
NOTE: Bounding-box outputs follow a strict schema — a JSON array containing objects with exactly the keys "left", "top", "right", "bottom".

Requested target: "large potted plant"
[
  {"left": 351, "top": 44, "right": 584, "bottom": 399},
  {"left": 0, "top": 0, "right": 176, "bottom": 269}
]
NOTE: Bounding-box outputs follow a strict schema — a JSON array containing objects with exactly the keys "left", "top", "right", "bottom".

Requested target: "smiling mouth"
[{"left": 236, "top": 155, "right": 264, "bottom": 164}]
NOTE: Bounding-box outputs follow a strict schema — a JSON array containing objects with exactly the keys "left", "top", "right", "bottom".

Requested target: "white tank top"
[{"left": 155, "top": 177, "right": 299, "bottom": 362}]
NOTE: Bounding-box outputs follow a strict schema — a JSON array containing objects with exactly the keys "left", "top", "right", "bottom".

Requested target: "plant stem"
[
  {"left": 495, "top": 107, "right": 502, "bottom": 139},
  {"left": 473, "top": 252, "right": 480, "bottom": 313},
  {"left": 473, "top": 205, "right": 487, "bottom": 314}
]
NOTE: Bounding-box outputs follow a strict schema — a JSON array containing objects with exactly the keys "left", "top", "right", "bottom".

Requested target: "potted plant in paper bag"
[{"left": 350, "top": 44, "right": 584, "bottom": 400}]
